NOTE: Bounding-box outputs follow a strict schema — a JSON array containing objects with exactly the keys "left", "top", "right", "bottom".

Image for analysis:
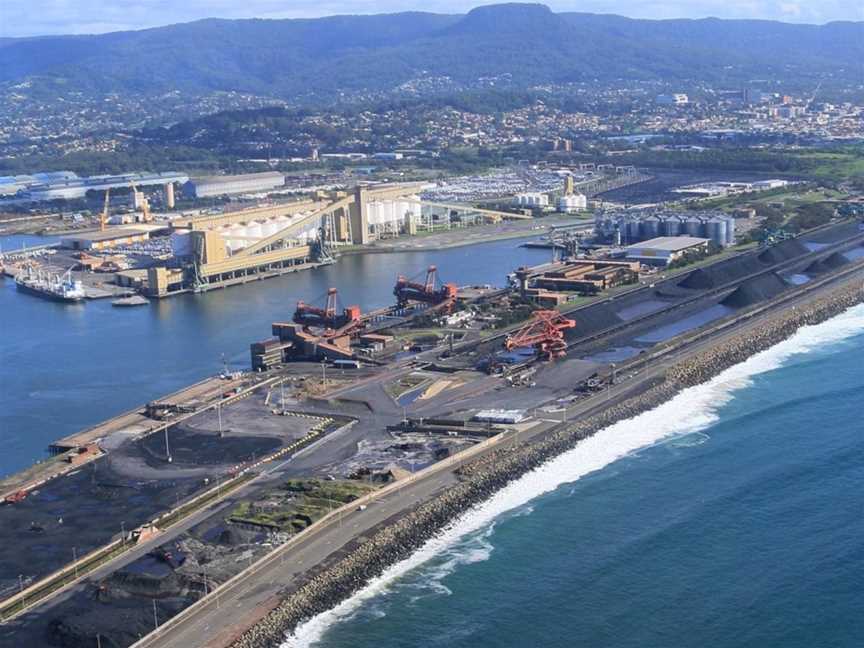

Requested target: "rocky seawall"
[{"left": 230, "top": 278, "right": 864, "bottom": 648}]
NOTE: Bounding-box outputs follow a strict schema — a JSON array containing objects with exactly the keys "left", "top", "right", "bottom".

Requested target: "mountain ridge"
[{"left": 1, "top": 3, "right": 861, "bottom": 100}]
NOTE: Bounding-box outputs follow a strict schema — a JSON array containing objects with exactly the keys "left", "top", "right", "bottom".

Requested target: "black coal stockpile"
[
  {"left": 721, "top": 273, "right": 789, "bottom": 308},
  {"left": 46, "top": 598, "right": 187, "bottom": 648},
  {"left": 678, "top": 255, "right": 764, "bottom": 290},
  {"left": 229, "top": 279, "right": 864, "bottom": 648},
  {"left": 563, "top": 301, "right": 623, "bottom": 340},
  {"left": 756, "top": 238, "right": 810, "bottom": 265},
  {"left": 805, "top": 259, "right": 832, "bottom": 274},
  {"left": 823, "top": 252, "right": 850, "bottom": 270}
]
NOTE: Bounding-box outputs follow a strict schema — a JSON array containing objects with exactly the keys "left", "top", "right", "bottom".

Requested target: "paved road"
[{"left": 139, "top": 469, "right": 465, "bottom": 648}]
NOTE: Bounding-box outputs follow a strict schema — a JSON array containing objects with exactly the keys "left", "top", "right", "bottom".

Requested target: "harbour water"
[
  {"left": 283, "top": 304, "right": 864, "bottom": 648},
  {"left": 0, "top": 234, "right": 550, "bottom": 478}
]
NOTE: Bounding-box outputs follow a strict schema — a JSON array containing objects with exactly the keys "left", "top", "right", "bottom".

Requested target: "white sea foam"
[{"left": 282, "top": 303, "right": 864, "bottom": 647}]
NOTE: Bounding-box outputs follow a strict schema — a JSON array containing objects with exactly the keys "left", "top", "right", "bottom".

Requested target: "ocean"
[{"left": 282, "top": 303, "right": 864, "bottom": 648}]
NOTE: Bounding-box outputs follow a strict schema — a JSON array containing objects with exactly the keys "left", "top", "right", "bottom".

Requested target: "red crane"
[
  {"left": 293, "top": 288, "right": 365, "bottom": 338},
  {"left": 504, "top": 310, "right": 576, "bottom": 360},
  {"left": 394, "top": 265, "right": 458, "bottom": 312}
]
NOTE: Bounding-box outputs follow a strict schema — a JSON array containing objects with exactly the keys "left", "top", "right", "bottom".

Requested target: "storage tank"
[
  {"left": 170, "top": 229, "right": 192, "bottom": 257},
  {"left": 218, "top": 225, "right": 233, "bottom": 254},
  {"left": 664, "top": 217, "right": 682, "bottom": 237},
  {"left": 274, "top": 215, "right": 291, "bottom": 230},
  {"left": 246, "top": 221, "right": 263, "bottom": 240},
  {"left": 383, "top": 200, "right": 396, "bottom": 226},
  {"left": 261, "top": 218, "right": 279, "bottom": 237},
  {"left": 626, "top": 219, "right": 642, "bottom": 243},
  {"left": 397, "top": 200, "right": 411, "bottom": 220},
  {"left": 706, "top": 219, "right": 727, "bottom": 247},
  {"left": 226, "top": 223, "right": 246, "bottom": 253},
  {"left": 366, "top": 202, "right": 378, "bottom": 224},
  {"left": 642, "top": 217, "right": 660, "bottom": 240},
  {"left": 685, "top": 217, "right": 703, "bottom": 238},
  {"left": 724, "top": 217, "right": 736, "bottom": 246}
]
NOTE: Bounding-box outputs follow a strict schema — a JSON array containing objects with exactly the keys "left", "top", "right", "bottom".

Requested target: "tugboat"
[{"left": 15, "top": 265, "right": 86, "bottom": 302}]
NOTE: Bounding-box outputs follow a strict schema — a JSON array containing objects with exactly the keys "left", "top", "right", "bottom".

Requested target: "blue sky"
[{"left": 2, "top": 1, "right": 862, "bottom": 38}]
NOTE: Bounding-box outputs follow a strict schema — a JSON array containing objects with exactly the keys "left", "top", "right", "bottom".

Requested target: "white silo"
[
  {"left": 367, "top": 201, "right": 383, "bottom": 225},
  {"left": 262, "top": 218, "right": 279, "bottom": 237},
  {"left": 228, "top": 223, "right": 247, "bottom": 253},
  {"left": 275, "top": 215, "right": 291, "bottom": 232},
  {"left": 246, "top": 220, "right": 263, "bottom": 240}
]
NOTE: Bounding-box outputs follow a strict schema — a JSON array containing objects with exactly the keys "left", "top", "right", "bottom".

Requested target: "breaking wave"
[{"left": 282, "top": 304, "right": 864, "bottom": 647}]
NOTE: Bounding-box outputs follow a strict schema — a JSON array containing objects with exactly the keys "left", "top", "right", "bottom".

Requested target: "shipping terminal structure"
[{"left": 147, "top": 182, "right": 522, "bottom": 297}]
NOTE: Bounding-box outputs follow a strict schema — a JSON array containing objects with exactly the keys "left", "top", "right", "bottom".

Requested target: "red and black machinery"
[
  {"left": 504, "top": 310, "right": 576, "bottom": 360},
  {"left": 393, "top": 265, "right": 458, "bottom": 313},
  {"left": 293, "top": 288, "right": 364, "bottom": 338}
]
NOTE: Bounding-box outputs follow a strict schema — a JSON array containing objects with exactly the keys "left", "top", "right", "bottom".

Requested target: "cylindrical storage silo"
[
  {"left": 642, "top": 217, "right": 660, "bottom": 240},
  {"left": 626, "top": 219, "right": 642, "bottom": 242},
  {"left": 262, "top": 218, "right": 279, "bottom": 237},
  {"left": 227, "top": 223, "right": 246, "bottom": 253},
  {"left": 664, "top": 217, "right": 682, "bottom": 237},
  {"left": 685, "top": 217, "right": 703, "bottom": 238},
  {"left": 706, "top": 219, "right": 727, "bottom": 247},
  {"left": 724, "top": 217, "right": 735, "bottom": 246},
  {"left": 246, "top": 221, "right": 263, "bottom": 240}
]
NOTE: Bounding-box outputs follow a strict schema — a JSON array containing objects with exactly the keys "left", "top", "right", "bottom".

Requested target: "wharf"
[
  {"left": 48, "top": 375, "right": 241, "bottom": 452},
  {"left": 0, "top": 374, "right": 248, "bottom": 501}
]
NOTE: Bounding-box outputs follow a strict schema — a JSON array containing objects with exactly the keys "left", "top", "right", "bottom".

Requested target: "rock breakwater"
[{"left": 230, "top": 278, "right": 864, "bottom": 648}]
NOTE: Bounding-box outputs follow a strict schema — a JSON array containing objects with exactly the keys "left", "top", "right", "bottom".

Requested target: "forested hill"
[{"left": 2, "top": 3, "right": 862, "bottom": 99}]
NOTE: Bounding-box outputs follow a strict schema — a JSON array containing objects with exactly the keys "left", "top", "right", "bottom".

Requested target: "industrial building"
[
  {"left": 624, "top": 236, "right": 710, "bottom": 266},
  {"left": 5, "top": 172, "right": 188, "bottom": 202},
  {"left": 140, "top": 181, "right": 528, "bottom": 298},
  {"left": 656, "top": 93, "right": 689, "bottom": 105},
  {"left": 60, "top": 229, "right": 150, "bottom": 251},
  {"left": 184, "top": 172, "right": 286, "bottom": 198},
  {"left": 594, "top": 210, "right": 735, "bottom": 248},
  {"left": 147, "top": 183, "right": 425, "bottom": 296}
]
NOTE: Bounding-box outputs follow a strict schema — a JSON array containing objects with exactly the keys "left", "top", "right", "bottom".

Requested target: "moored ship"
[{"left": 15, "top": 265, "right": 86, "bottom": 303}]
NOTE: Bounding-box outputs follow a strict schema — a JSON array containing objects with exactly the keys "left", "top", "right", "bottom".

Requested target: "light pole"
[{"left": 164, "top": 427, "right": 172, "bottom": 463}]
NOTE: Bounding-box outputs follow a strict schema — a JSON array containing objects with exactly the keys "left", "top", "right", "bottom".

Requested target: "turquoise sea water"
[{"left": 284, "top": 304, "right": 864, "bottom": 648}]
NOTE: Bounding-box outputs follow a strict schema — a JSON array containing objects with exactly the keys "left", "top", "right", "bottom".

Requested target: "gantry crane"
[
  {"left": 504, "top": 310, "right": 576, "bottom": 360},
  {"left": 393, "top": 265, "right": 458, "bottom": 312},
  {"left": 293, "top": 287, "right": 364, "bottom": 339}
]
